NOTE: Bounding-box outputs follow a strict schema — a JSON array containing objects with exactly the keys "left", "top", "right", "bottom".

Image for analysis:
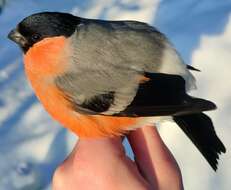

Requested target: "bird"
[{"left": 8, "top": 12, "right": 226, "bottom": 171}]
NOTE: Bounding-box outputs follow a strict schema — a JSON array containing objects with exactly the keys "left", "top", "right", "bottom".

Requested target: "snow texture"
[{"left": 0, "top": 0, "right": 230, "bottom": 189}]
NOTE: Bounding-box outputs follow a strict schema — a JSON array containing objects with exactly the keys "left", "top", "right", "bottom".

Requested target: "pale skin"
[{"left": 52, "top": 126, "right": 184, "bottom": 190}]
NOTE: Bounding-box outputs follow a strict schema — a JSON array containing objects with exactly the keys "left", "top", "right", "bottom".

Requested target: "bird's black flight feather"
[{"left": 173, "top": 113, "right": 226, "bottom": 171}]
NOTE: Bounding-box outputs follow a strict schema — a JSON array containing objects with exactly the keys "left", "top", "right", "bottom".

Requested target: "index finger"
[{"left": 127, "top": 126, "right": 183, "bottom": 189}]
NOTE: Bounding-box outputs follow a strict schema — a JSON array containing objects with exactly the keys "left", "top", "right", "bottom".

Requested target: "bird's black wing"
[
  {"left": 56, "top": 72, "right": 215, "bottom": 116},
  {"left": 115, "top": 72, "right": 215, "bottom": 117}
]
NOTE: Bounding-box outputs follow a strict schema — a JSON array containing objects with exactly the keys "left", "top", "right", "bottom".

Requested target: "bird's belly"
[{"left": 27, "top": 79, "right": 139, "bottom": 137}]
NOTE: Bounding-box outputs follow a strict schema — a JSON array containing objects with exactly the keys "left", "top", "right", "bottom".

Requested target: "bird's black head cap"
[{"left": 8, "top": 12, "right": 81, "bottom": 53}]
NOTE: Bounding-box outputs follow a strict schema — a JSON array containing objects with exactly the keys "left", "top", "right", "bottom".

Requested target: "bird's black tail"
[{"left": 173, "top": 113, "right": 226, "bottom": 171}]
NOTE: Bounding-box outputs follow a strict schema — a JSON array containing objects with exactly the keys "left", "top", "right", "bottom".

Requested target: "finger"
[{"left": 127, "top": 126, "right": 183, "bottom": 189}]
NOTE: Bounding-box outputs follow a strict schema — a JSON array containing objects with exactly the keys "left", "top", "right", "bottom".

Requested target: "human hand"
[{"left": 52, "top": 126, "right": 184, "bottom": 190}]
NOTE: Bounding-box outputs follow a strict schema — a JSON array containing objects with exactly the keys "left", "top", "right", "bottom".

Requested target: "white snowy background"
[{"left": 0, "top": 0, "right": 230, "bottom": 189}]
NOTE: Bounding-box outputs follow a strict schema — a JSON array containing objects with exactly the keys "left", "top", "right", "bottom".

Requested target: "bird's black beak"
[{"left": 8, "top": 29, "right": 27, "bottom": 46}]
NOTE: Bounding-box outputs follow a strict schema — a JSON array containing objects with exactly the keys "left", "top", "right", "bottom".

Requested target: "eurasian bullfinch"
[{"left": 8, "top": 12, "right": 226, "bottom": 171}]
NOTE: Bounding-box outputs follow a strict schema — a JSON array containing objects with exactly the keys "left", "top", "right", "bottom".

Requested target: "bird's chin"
[{"left": 21, "top": 45, "right": 30, "bottom": 54}]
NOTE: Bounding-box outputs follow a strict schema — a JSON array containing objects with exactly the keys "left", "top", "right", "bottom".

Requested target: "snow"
[{"left": 0, "top": 0, "right": 230, "bottom": 189}]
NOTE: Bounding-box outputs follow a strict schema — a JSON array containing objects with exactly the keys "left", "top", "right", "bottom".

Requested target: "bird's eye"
[{"left": 31, "top": 34, "right": 41, "bottom": 41}]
